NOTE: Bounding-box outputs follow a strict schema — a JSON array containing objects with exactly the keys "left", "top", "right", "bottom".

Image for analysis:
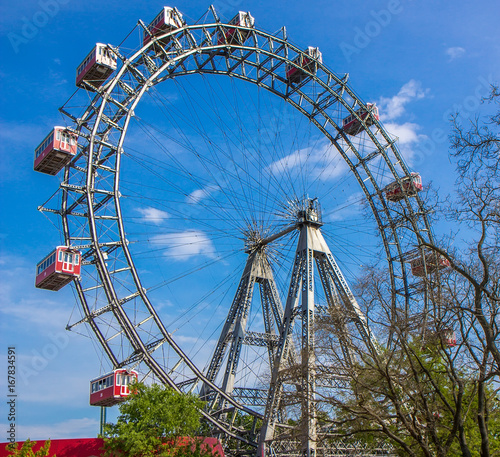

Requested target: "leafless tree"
[
  {"left": 450, "top": 86, "right": 500, "bottom": 178},
  {"left": 313, "top": 87, "right": 500, "bottom": 457}
]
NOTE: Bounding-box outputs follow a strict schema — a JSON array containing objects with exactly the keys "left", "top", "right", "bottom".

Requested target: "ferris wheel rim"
[{"left": 55, "top": 10, "right": 435, "bottom": 444}]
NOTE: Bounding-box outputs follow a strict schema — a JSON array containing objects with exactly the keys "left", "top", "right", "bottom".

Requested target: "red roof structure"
[
  {"left": 1, "top": 437, "right": 224, "bottom": 457},
  {"left": 1, "top": 438, "right": 104, "bottom": 457}
]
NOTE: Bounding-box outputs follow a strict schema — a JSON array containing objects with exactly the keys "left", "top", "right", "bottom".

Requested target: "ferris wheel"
[{"left": 34, "top": 6, "right": 442, "bottom": 456}]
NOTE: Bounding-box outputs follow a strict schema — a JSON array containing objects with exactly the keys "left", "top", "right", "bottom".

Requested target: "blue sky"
[{"left": 1, "top": 0, "right": 499, "bottom": 442}]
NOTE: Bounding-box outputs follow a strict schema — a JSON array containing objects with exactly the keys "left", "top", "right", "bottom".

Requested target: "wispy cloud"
[
  {"left": 378, "top": 80, "right": 428, "bottom": 121},
  {"left": 12, "top": 418, "right": 99, "bottom": 441},
  {"left": 49, "top": 69, "right": 68, "bottom": 86},
  {"left": 324, "top": 192, "right": 365, "bottom": 222},
  {"left": 1, "top": 297, "right": 70, "bottom": 330},
  {"left": 0, "top": 256, "right": 71, "bottom": 330},
  {"left": 151, "top": 230, "right": 216, "bottom": 261},
  {"left": 376, "top": 81, "right": 431, "bottom": 166},
  {"left": 383, "top": 122, "right": 428, "bottom": 165},
  {"left": 186, "top": 185, "right": 220, "bottom": 204},
  {"left": 267, "top": 149, "right": 306, "bottom": 175},
  {"left": 267, "top": 142, "right": 348, "bottom": 181},
  {"left": 445, "top": 46, "right": 466, "bottom": 62},
  {"left": 137, "top": 207, "right": 169, "bottom": 224},
  {"left": 384, "top": 122, "right": 423, "bottom": 144}
]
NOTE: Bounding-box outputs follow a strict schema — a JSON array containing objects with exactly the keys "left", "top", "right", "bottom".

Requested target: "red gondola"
[
  {"left": 385, "top": 172, "right": 423, "bottom": 202},
  {"left": 411, "top": 252, "right": 450, "bottom": 277},
  {"left": 217, "top": 11, "right": 255, "bottom": 46},
  {"left": 76, "top": 43, "right": 117, "bottom": 90},
  {"left": 34, "top": 127, "right": 78, "bottom": 175},
  {"left": 143, "top": 7, "right": 183, "bottom": 47},
  {"left": 35, "top": 246, "right": 81, "bottom": 291},
  {"left": 342, "top": 103, "right": 380, "bottom": 136},
  {"left": 286, "top": 47, "right": 322, "bottom": 84},
  {"left": 90, "top": 369, "right": 138, "bottom": 407},
  {"left": 425, "top": 327, "right": 457, "bottom": 349},
  {"left": 441, "top": 328, "right": 457, "bottom": 347}
]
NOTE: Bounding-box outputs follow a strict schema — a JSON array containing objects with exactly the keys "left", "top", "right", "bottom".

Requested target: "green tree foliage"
[
  {"left": 5, "top": 440, "right": 54, "bottom": 457},
  {"left": 223, "top": 411, "right": 261, "bottom": 454},
  {"left": 331, "top": 339, "right": 500, "bottom": 456},
  {"left": 102, "top": 383, "right": 215, "bottom": 457}
]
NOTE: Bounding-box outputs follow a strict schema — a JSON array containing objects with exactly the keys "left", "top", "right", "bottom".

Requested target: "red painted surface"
[
  {"left": 286, "top": 56, "right": 312, "bottom": 81},
  {"left": 1, "top": 438, "right": 104, "bottom": 457},
  {"left": 35, "top": 246, "right": 81, "bottom": 291},
  {"left": 217, "top": 12, "right": 253, "bottom": 46},
  {"left": 34, "top": 127, "right": 78, "bottom": 175},
  {"left": 342, "top": 104, "right": 380, "bottom": 136},
  {"left": 1, "top": 437, "right": 224, "bottom": 457},
  {"left": 89, "top": 370, "right": 138, "bottom": 407},
  {"left": 143, "top": 17, "right": 167, "bottom": 45},
  {"left": 411, "top": 254, "right": 450, "bottom": 277},
  {"left": 143, "top": 7, "right": 182, "bottom": 47},
  {"left": 35, "top": 262, "right": 57, "bottom": 285},
  {"left": 385, "top": 173, "right": 423, "bottom": 202},
  {"left": 75, "top": 44, "right": 117, "bottom": 89},
  {"left": 76, "top": 54, "right": 98, "bottom": 86}
]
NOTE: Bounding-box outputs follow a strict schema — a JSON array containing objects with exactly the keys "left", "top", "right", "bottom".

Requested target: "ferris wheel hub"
[
  {"left": 296, "top": 197, "right": 323, "bottom": 227},
  {"left": 243, "top": 226, "right": 266, "bottom": 254}
]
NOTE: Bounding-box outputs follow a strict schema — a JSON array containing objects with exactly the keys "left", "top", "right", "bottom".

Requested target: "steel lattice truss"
[{"left": 37, "top": 6, "right": 438, "bottom": 456}]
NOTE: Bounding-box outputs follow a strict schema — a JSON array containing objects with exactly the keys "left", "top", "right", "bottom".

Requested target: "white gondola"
[
  {"left": 385, "top": 172, "right": 423, "bottom": 202},
  {"left": 342, "top": 103, "right": 380, "bottom": 136},
  {"left": 143, "top": 7, "right": 183, "bottom": 48},
  {"left": 217, "top": 11, "right": 255, "bottom": 46},
  {"left": 286, "top": 47, "right": 322, "bottom": 84},
  {"left": 76, "top": 43, "right": 117, "bottom": 90},
  {"left": 34, "top": 127, "right": 78, "bottom": 175}
]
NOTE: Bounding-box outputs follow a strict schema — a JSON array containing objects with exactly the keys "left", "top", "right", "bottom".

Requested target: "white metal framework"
[{"left": 37, "top": 6, "right": 439, "bottom": 456}]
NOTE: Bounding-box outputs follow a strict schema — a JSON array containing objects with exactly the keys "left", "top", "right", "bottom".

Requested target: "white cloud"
[
  {"left": 173, "top": 334, "right": 217, "bottom": 370},
  {"left": 186, "top": 185, "right": 220, "bottom": 204},
  {"left": 0, "top": 257, "right": 72, "bottom": 330},
  {"left": 13, "top": 418, "right": 99, "bottom": 441},
  {"left": 175, "top": 334, "right": 211, "bottom": 345},
  {"left": 49, "top": 69, "right": 68, "bottom": 86},
  {"left": 267, "top": 149, "right": 306, "bottom": 175},
  {"left": 151, "top": 230, "right": 216, "bottom": 261},
  {"left": 17, "top": 368, "right": 90, "bottom": 401},
  {"left": 384, "top": 122, "right": 423, "bottom": 144},
  {"left": 0, "top": 298, "right": 70, "bottom": 329},
  {"left": 267, "top": 143, "right": 348, "bottom": 181},
  {"left": 324, "top": 192, "right": 365, "bottom": 221},
  {"left": 384, "top": 122, "right": 428, "bottom": 165},
  {"left": 378, "top": 80, "right": 428, "bottom": 121},
  {"left": 445, "top": 46, "right": 466, "bottom": 61},
  {"left": 376, "top": 81, "right": 432, "bottom": 166},
  {"left": 136, "top": 206, "right": 169, "bottom": 224}
]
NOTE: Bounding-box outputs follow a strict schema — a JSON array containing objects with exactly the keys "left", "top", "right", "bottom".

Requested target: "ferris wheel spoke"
[{"left": 33, "top": 8, "right": 440, "bottom": 452}]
